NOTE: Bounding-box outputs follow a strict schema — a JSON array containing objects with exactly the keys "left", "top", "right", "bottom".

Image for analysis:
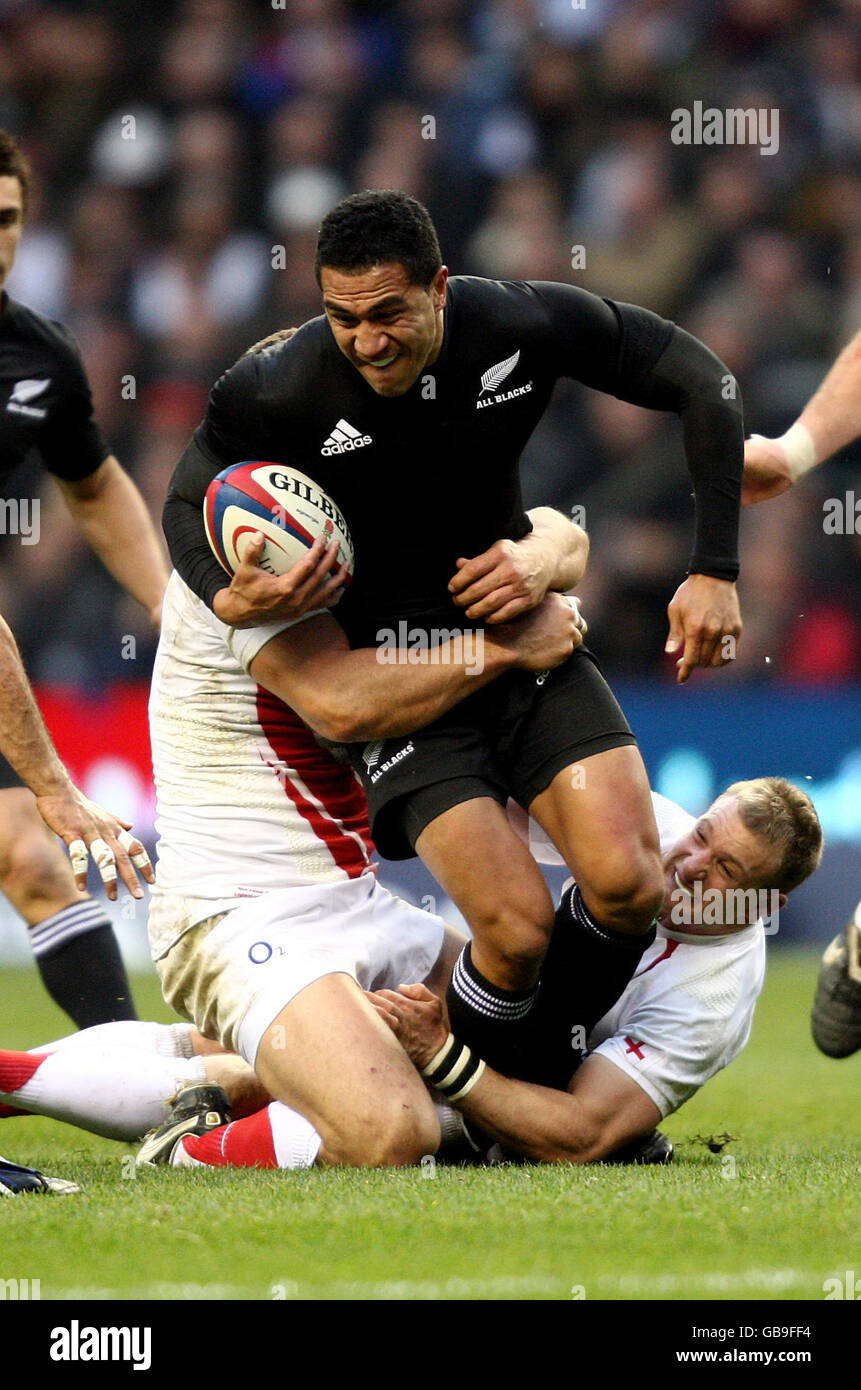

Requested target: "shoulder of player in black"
[
  {"left": 0, "top": 294, "right": 84, "bottom": 368},
  {"left": 445, "top": 273, "right": 617, "bottom": 343},
  {"left": 218, "top": 314, "right": 346, "bottom": 407}
]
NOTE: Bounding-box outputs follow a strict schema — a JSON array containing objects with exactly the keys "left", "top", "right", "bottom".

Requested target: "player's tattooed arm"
[
  {"left": 249, "top": 596, "right": 583, "bottom": 742},
  {"left": 0, "top": 614, "right": 152, "bottom": 899},
  {"left": 449, "top": 507, "right": 589, "bottom": 624},
  {"left": 372, "top": 984, "right": 660, "bottom": 1164}
]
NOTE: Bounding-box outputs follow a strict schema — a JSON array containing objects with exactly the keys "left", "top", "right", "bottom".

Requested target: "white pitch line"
[{"left": 51, "top": 1268, "right": 817, "bottom": 1301}]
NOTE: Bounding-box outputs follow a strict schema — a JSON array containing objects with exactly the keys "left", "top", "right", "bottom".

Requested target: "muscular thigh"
[{"left": 255, "top": 973, "right": 433, "bottom": 1148}]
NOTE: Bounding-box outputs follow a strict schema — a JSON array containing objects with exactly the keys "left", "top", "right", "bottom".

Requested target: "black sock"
[
  {"left": 31, "top": 905, "right": 137, "bottom": 1028},
  {"left": 524, "top": 884, "right": 657, "bottom": 1089},
  {"left": 446, "top": 943, "right": 539, "bottom": 1079}
]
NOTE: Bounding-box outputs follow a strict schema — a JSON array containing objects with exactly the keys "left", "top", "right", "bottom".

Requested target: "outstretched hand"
[
  {"left": 35, "top": 782, "right": 153, "bottom": 901},
  {"left": 665, "top": 575, "right": 742, "bottom": 685}
]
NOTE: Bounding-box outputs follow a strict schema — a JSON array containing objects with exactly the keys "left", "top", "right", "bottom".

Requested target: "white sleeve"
[
  {"left": 226, "top": 610, "right": 323, "bottom": 674},
  {"left": 590, "top": 937, "right": 765, "bottom": 1118}
]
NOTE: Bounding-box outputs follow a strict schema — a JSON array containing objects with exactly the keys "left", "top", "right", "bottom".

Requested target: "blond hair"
[{"left": 722, "top": 777, "right": 823, "bottom": 893}]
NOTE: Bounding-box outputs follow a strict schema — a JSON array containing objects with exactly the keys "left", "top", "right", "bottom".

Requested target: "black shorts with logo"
[{"left": 346, "top": 647, "right": 637, "bottom": 860}]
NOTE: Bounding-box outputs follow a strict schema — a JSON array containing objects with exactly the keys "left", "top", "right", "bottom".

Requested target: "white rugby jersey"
[
  {"left": 522, "top": 792, "right": 767, "bottom": 1118},
  {"left": 149, "top": 572, "right": 375, "bottom": 930}
]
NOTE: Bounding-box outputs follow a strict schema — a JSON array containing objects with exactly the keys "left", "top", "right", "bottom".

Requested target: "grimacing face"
[
  {"left": 660, "top": 792, "right": 787, "bottom": 932},
  {"left": 320, "top": 261, "right": 447, "bottom": 397},
  {"left": 0, "top": 175, "right": 24, "bottom": 292}
]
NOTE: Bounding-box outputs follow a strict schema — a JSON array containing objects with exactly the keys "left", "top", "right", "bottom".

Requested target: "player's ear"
[
  {"left": 776, "top": 892, "right": 787, "bottom": 912},
  {"left": 431, "top": 265, "right": 448, "bottom": 309}
]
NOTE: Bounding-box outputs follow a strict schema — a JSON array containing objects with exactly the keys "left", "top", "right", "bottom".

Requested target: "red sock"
[
  {"left": 184, "top": 1109, "right": 278, "bottom": 1168},
  {"left": 0, "top": 1049, "right": 48, "bottom": 1093},
  {"left": 0, "top": 1051, "right": 45, "bottom": 1114}
]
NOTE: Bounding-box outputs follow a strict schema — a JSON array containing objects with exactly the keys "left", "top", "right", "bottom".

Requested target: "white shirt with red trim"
[
  {"left": 523, "top": 792, "right": 767, "bottom": 1119},
  {"left": 148, "top": 572, "right": 375, "bottom": 949}
]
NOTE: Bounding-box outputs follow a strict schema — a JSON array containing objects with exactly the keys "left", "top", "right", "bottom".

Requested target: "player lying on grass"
[
  {"left": 742, "top": 327, "right": 861, "bottom": 1059},
  {"left": 0, "top": 604, "right": 153, "bottom": 1193},
  {"left": 371, "top": 778, "right": 822, "bottom": 1165},
  {"left": 0, "top": 781, "right": 822, "bottom": 1170}
]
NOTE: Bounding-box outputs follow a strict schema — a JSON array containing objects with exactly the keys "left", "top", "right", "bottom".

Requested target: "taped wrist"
[{"left": 422, "top": 1033, "right": 486, "bottom": 1101}]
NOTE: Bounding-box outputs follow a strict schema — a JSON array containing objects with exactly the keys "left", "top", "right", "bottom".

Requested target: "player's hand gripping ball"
[{"left": 204, "top": 462, "right": 354, "bottom": 583}]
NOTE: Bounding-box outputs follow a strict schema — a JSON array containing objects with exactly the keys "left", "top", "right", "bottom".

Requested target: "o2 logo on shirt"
[{"left": 248, "top": 940, "right": 285, "bottom": 965}]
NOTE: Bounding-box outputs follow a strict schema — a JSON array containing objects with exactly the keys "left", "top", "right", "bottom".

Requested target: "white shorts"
[{"left": 152, "top": 875, "right": 445, "bottom": 1066}]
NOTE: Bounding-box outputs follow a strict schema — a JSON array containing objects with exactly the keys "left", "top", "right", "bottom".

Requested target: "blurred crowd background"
[{"left": 0, "top": 0, "right": 859, "bottom": 689}]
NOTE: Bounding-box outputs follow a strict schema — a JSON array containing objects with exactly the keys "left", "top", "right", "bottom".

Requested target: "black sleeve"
[
  {"left": 531, "top": 282, "right": 744, "bottom": 581},
  {"left": 39, "top": 329, "right": 110, "bottom": 481},
  {"left": 163, "top": 352, "right": 264, "bottom": 609}
]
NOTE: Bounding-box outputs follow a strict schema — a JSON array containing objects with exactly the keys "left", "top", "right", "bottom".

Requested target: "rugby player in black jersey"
[
  {"left": 163, "top": 190, "right": 744, "bottom": 1082},
  {"left": 0, "top": 132, "right": 168, "bottom": 1027}
]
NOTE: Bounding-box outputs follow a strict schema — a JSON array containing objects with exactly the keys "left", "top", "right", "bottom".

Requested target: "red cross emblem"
[{"left": 624, "top": 1036, "right": 645, "bottom": 1060}]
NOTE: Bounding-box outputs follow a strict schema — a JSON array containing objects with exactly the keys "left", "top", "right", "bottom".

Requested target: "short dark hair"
[
  {"left": 315, "top": 189, "right": 442, "bottom": 289},
  {"left": 0, "top": 130, "right": 30, "bottom": 212}
]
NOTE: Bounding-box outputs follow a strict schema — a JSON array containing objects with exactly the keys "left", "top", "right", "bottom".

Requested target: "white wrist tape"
[{"left": 776, "top": 422, "right": 817, "bottom": 482}]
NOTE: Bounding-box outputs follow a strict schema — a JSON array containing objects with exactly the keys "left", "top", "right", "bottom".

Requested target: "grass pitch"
[{"left": 1, "top": 951, "right": 858, "bottom": 1302}]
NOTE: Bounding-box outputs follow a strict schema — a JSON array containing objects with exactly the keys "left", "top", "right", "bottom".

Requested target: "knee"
[
  {"left": 324, "top": 1095, "right": 441, "bottom": 1169},
  {"left": 0, "top": 827, "right": 72, "bottom": 903},
  {"left": 583, "top": 848, "right": 665, "bottom": 934},
  {"left": 470, "top": 895, "right": 555, "bottom": 971}
]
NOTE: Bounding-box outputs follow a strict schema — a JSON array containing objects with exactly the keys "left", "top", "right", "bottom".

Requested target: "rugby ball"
[{"left": 204, "top": 461, "right": 354, "bottom": 582}]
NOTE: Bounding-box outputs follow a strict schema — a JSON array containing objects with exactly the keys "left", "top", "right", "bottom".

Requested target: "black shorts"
[
  {"left": 347, "top": 647, "right": 637, "bottom": 860},
  {"left": 0, "top": 752, "right": 24, "bottom": 791}
]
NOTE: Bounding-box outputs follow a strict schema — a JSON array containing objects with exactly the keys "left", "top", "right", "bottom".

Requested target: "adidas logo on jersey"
[
  {"left": 6, "top": 377, "right": 50, "bottom": 419},
  {"left": 322, "top": 418, "right": 372, "bottom": 455}
]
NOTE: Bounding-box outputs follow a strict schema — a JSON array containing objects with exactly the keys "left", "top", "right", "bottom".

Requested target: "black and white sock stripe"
[
  {"left": 29, "top": 900, "right": 111, "bottom": 959},
  {"left": 451, "top": 946, "right": 536, "bottom": 1023},
  {"left": 562, "top": 883, "right": 657, "bottom": 951}
]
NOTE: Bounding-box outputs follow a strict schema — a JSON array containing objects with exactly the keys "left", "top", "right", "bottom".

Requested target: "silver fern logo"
[
  {"left": 480, "top": 350, "right": 520, "bottom": 395},
  {"left": 10, "top": 379, "right": 50, "bottom": 404},
  {"left": 363, "top": 740, "right": 384, "bottom": 773}
]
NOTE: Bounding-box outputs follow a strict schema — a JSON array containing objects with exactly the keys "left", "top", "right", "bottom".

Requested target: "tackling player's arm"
[
  {"left": 55, "top": 455, "right": 170, "bottom": 629},
  {"left": 249, "top": 595, "right": 583, "bottom": 743},
  {"left": 0, "top": 612, "right": 152, "bottom": 899},
  {"left": 743, "top": 327, "right": 861, "bottom": 504},
  {"left": 536, "top": 282, "right": 744, "bottom": 683},
  {"left": 450, "top": 506, "right": 589, "bottom": 624},
  {"left": 371, "top": 983, "right": 659, "bottom": 1163}
]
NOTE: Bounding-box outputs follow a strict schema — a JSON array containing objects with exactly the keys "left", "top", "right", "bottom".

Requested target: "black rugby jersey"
[
  {"left": 0, "top": 295, "right": 109, "bottom": 486},
  {"left": 164, "top": 277, "right": 744, "bottom": 647}
]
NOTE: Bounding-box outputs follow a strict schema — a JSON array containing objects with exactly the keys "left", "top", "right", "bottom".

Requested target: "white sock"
[
  {"left": 0, "top": 1046, "right": 206, "bottom": 1141},
  {"left": 268, "top": 1102, "right": 322, "bottom": 1168},
  {"left": 33, "top": 1020, "right": 196, "bottom": 1061}
]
